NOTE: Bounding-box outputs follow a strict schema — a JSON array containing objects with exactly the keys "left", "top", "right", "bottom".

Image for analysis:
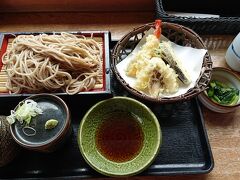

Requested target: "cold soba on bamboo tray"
[{"left": 0, "top": 31, "right": 111, "bottom": 96}]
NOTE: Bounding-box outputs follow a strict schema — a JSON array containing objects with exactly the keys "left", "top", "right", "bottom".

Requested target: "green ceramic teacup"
[{"left": 78, "top": 96, "right": 162, "bottom": 177}]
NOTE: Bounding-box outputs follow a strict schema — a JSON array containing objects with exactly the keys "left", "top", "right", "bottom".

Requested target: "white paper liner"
[{"left": 116, "top": 29, "right": 207, "bottom": 98}]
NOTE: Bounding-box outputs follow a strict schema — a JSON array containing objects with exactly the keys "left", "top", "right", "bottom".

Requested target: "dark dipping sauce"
[{"left": 96, "top": 111, "right": 144, "bottom": 163}]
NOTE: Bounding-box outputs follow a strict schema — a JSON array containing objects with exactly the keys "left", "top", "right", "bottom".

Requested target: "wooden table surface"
[{"left": 0, "top": 12, "right": 239, "bottom": 180}]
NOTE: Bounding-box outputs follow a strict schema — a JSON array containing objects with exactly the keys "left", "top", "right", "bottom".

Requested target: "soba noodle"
[{"left": 2, "top": 32, "right": 103, "bottom": 94}]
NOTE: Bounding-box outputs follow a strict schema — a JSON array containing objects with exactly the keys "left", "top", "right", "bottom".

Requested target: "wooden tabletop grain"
[{"left": 0, "top": 11, "right": 239, "bottom": 180}]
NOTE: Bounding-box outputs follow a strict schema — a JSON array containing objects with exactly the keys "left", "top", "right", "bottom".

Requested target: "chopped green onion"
[{"left": 6, "top": 99, "right": 43, "bottom": 125}]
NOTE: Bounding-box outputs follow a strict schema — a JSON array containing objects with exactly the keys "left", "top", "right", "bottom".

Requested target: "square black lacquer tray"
[{"left": 0, "top": 75, "right": 214, "bottom": 179}]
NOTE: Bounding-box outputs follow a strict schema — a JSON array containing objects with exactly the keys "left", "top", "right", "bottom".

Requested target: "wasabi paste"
[{"left": 45, "top": 119, "right": 58, "bottom": 130}]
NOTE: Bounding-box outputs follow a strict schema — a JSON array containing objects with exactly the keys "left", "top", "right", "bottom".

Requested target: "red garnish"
[{"left": 154, "top": 19, "right": 162, "bottom": 39}]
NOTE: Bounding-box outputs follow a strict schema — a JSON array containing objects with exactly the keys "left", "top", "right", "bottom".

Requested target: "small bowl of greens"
[
  {"left": 198, "top": 67, "right": 240, "bottom": 113},
  {"left": 8, "top": 94, "right": 71, "bottom": 152}
]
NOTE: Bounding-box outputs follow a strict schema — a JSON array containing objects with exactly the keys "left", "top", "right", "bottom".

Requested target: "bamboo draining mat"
[
  {"left": 0, "top": 69, "right": 8, "bottom": 93},
  {"left": 0, "top": 38, "right": 12, "bottom": 93},
  {"left": 0, "top": 35, "right": 104, "bottom": 94}
]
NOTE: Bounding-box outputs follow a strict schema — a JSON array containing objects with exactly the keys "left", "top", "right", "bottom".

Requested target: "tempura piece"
[
  {"left": 135, "top": 57, "right": 179, "bottom": 97},
  {"left": 155, "top": 41, "right": 191, "bottom": 85},
  {"left": 126, "top": 35, "right": 159, "bottom": 77}
]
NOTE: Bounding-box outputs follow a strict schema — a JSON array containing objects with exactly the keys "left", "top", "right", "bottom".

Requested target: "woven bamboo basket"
[{"left": 111, "top": 22, "right": 213, "bottom": 103}]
